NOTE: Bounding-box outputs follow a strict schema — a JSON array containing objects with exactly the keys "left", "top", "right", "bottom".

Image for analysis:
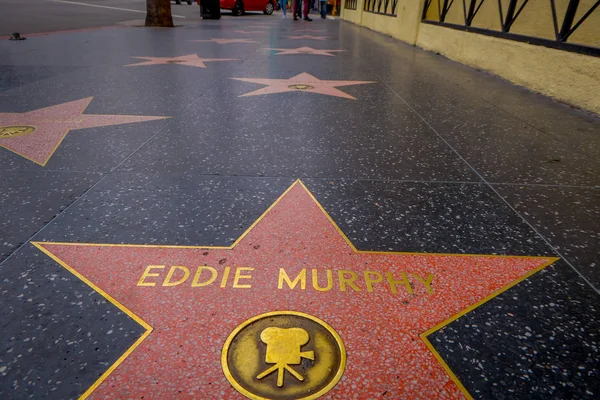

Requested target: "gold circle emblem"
[
  {"left": 288, "top": 84, "right": 314, "bottom": 90},
  {"left": 0, "top": 125, "right": 36, "bottom": 138},
  {"left": 222, "top": 311, "right": 346, "bottom": 400}
]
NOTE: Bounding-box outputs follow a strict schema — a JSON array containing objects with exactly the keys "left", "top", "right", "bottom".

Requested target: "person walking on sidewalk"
[
  {"left": 280, "top": 0, "right": 287, "bottom": 18},
  {"left": 293, "top": 0, "right": 312, "bottom": 21},
  {"left": 320, "top": 0, "right": 327, "bottom": 18},
  {"left": 294, "top": 0, "right": 301, "bottom": 19}
]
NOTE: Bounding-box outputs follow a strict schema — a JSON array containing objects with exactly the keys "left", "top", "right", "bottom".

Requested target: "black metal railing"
[
  {"left": 364, "top": 0, "right": 399, "bottom": 16},
  {"left": 345, "top": 0, "right": 358, "bottom": 10},
  {"left": 421, "top": 0, "right": 600, "bottom": 56}
]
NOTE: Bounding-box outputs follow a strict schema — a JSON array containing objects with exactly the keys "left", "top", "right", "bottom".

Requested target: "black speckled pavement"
[{"left": 0, "top": 13, "right": 598, "bottom": 400}]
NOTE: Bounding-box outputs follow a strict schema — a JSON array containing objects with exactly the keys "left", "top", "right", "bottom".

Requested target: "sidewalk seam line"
[{"left": 378, "top": 74, "right": 600, "bottom": 295}]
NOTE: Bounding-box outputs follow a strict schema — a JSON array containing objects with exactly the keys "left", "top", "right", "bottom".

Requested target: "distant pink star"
[
  {"left": 231, "top": 72, "right": 374, "bottom": 100},
  {"left": 0, "top": 98, "right": 168, "bottom": 166},
  {"left": 266, "top": 46, "right": 345, "bottom": 56},
  {"left": 125, "top": 54, "right": 238, "bottom": 68},
  {"left": 191, "top": 38, "right": 258, "bottom": 44},
  {"left": 286, "top": 35, "right": 329, "bottom": 40}
]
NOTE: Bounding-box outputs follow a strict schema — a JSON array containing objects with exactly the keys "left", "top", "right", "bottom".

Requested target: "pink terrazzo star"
[
  {"left": 34, "top": 181, "right": 557, "bottom": 399},
  {"left": 232, "top": 72, "right": 374, "bottom": 99},
  {"left": 125, "top": 54, "right": 238, "bottom": 68},
  {"left": 0, "top": 98, "right": 168, "bottom": 166},
  {"left": 190, "top": 38, "right": 258, "bottom": 44},
  {"left": 293, "top": 29, "right": 326, "bottom": 32},
  {"left": 266, "top": 46, "right": 345, "bottom": 56},
  {"left": 286, "top": 35, "right": 329, "bottom": 40}
]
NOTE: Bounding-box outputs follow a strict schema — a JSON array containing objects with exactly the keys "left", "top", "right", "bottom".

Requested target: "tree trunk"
[{"left": 146, "top": 0, "right": 174, "bottom": 27}]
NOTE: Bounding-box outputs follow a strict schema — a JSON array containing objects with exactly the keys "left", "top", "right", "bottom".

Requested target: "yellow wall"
[
  {"left": 341, "top": 0, "right": 363, "bottom": 24},
  {"left": 416, "top": 23, "right": 600, "bottom": 114},
  {"left": 569, "top": 0, "right": 600, "bottom": 47},
  {"left": 422, "top": 0, "right": 600, "bottom": 48},
  {"left": 360, "top": 12, "right": 403, "bottom": 39},
  {"left": 341, "top": 0, "right": 600, "bottom": 114},
  {"left": 345, "top": 0, "right": 425, "bottom": 44}
]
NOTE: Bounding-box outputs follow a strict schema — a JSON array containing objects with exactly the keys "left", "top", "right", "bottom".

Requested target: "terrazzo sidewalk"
[{"left": 0, "top": 12, "right": 599, "bottom": 400}]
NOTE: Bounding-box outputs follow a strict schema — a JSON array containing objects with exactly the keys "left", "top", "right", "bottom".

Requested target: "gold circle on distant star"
[
  {"left": 222, "top": 311, "right": 346, "bottom": 400},
  {"left": 0, "top": 125, "right": 37, "bottom": 138},
  {"left": 288, "top": 84, "right": 315, "bottom": 90}
]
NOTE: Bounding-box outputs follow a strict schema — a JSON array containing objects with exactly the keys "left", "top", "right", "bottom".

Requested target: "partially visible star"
[
  {"left": 286, "top": 35, "right": 329, "bottom": 40},
  {"left": 0, "top": 98, "right": 169, "bottom": 165},
  {"left": 231, "top": 72, "right": 374, "bottom": 99},
  {"left": 191, "top": 38, "right": 258, "bottom": 44},
  {"left": 125, "top": 54, "right": 238, "bottom": 68},
  {"left": 248, "top": 25, "right": 273, "bottom": 28},
  {"left": 293, "top": 29, "right": 326, "bottom": 32},
  {"left": 266, "top": 46, "right": 345, "bottom": 56}
]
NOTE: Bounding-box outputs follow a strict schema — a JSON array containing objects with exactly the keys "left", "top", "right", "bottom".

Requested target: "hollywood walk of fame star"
[
  {"left": 34, "top": 181, "right": 557, "bottom": 399},
  {"left": 231, "top": 72, "right": 374, "bottom": 99},
  {"left": 125, "top": 54, "right": 239, "bottom": 68},
  {"left": 286, "top": 35, "right": 329, "bottom": 40},
  {"left": 190, "top": 38, "right": 258, "bottom": 44},
  {"left": 293, "top": 29, "right": 326, "bottom": 32},
  {"left": 0, "top": 98, "right": 168, "bottom": 166},
  {"left": 266, "top": 46, "right": 346, "bottom": 56}
]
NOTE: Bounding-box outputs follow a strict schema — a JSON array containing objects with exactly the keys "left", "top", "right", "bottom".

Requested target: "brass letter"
[
  {"left": 233, "top": 267, "right": 254, "bottom": 289},
  {"left": 413, "top": 273, "right": 434, "bottom": 293},
  {"left": 386, "top": 272, "right": 413, "bottom": 294},
  {"left": 364, "top": 271, "right": 383, "bottom": 292},
  {"left": 278, "top": 268, "right": 306, "bottom": 290},
  {"left": 220, "top": 266, "right": 231, "bottom": 288},
  {"left": 338, "top": 270, "right": 361, "bottom": 292},
  {"left": 163, "top": 266, "right": 190, "bottom": 287},
  {"left": 137, "top": 265, "right": 165, "bottom": 287},
  {"left": 312, "top": 269, "right": 333, "bottom": 292},
  {"left": 192, "top": 266, "right": 218, "bottom": 287}
]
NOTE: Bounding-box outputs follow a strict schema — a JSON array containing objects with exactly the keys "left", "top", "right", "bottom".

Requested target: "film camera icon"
[{"left": 256, "top": 327, "right": 315, "bottom": 387}]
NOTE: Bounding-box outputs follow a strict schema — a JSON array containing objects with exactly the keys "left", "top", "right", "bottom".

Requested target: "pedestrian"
[
  {"left": 280, "top": 0, "right": 287, "bottom": 18},
  {"left": 320, "top": 0, "right": 327, "bottom": 18},
  {"left": 293, "top": 0, "right": 312, "bottom": 20}
]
